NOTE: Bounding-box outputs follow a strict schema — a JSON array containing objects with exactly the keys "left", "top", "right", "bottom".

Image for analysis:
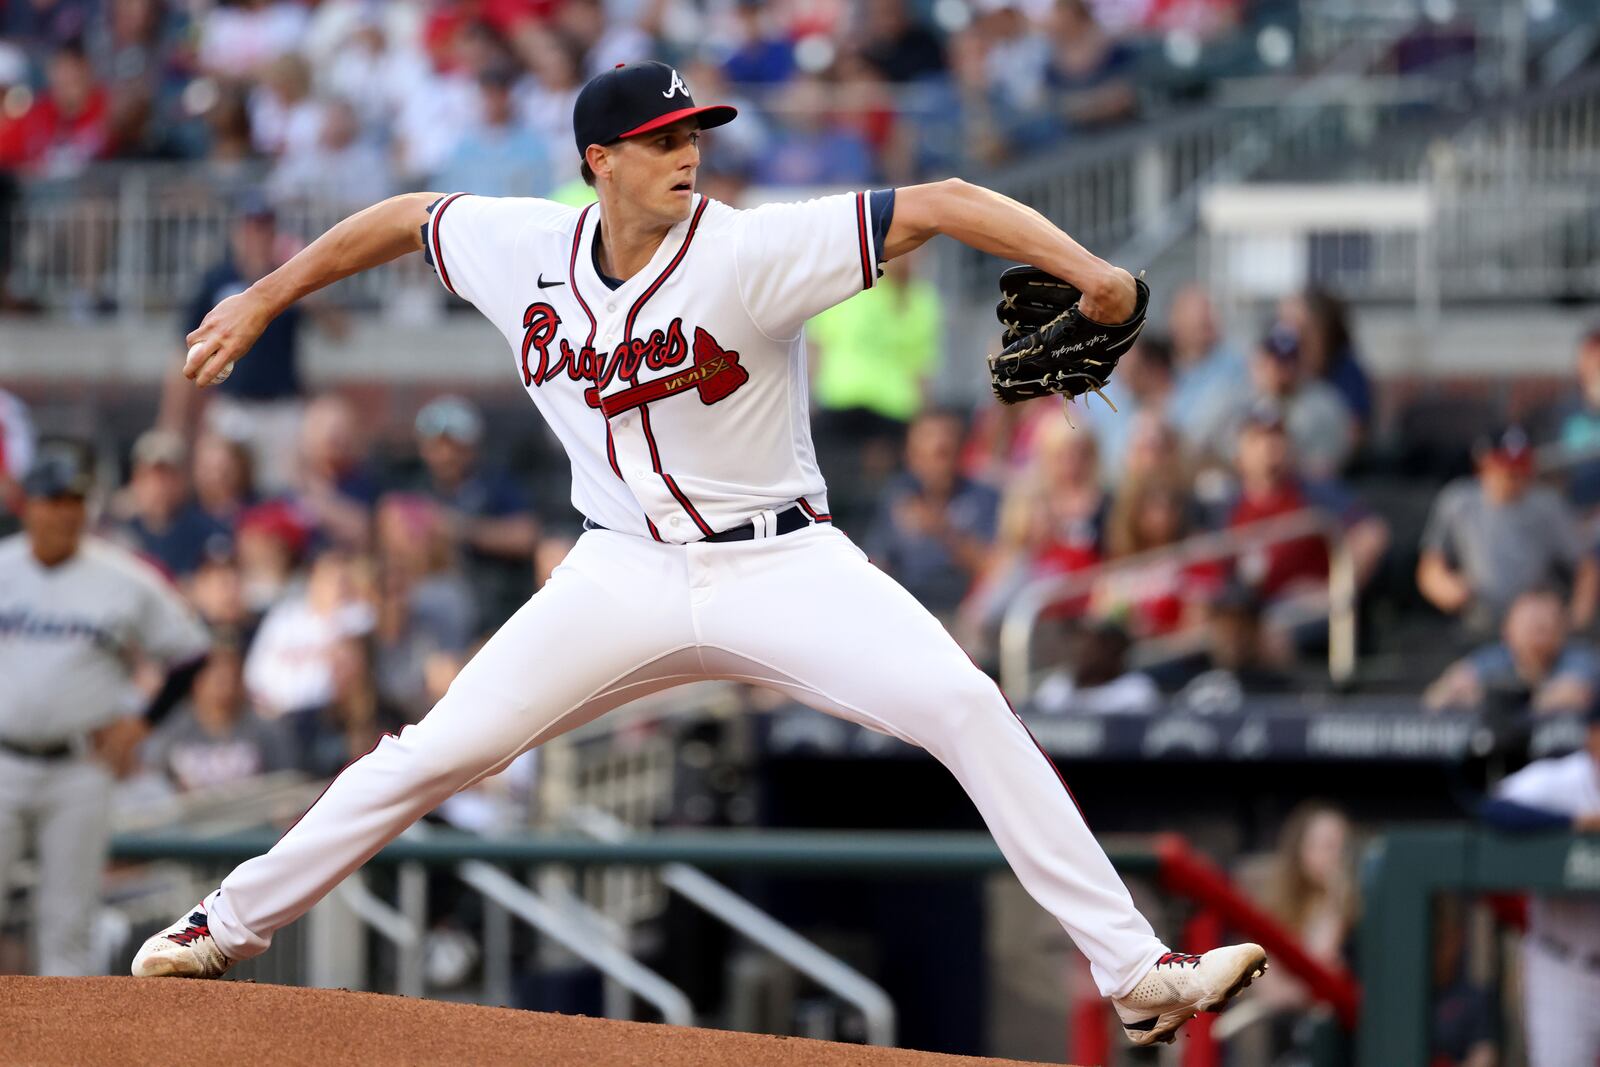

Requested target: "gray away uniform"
[{"left": 0, "top": 534, "right": 209, "bottom": 974}]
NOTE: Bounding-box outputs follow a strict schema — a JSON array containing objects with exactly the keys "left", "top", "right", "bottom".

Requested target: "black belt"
[
  {"left": 0, "top": 737, "right": 77, "bottom": 761},
  {"left": 585, "top": 504, "right": 823, "bottom": 543},
  {"left": 1536, "top": 934, "right": 1600, "bottom": 975}
]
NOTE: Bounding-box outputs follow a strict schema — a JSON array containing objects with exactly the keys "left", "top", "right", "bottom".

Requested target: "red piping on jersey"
[
  {"left": 624, "top": 196, "right": 709, "bottom": 337},
  {"left": 430, "top": 193, "right": 468, "bottom": 296},
  {"left": 621, "top": 196, "right": 714, "bottom": 539},
  {"left": 854, "top": 192, "right": 873, "bottom": 293},
  {"left": 797, "top": 496, "right": 832, "bottom": 523},
  {"left": 569, "top": 205, "right": 652, "bottom": 539},
  {"left": 639, "top": 406, "right": 714, "bottom": 537}
]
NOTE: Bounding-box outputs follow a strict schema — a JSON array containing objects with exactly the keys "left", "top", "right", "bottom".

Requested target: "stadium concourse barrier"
[
  {"left": 109, "top": 828, "right": 1358, "bottom": 1065},
  {"left": 1358, "top": 826, "right": 1600, "bottom": 1066}
]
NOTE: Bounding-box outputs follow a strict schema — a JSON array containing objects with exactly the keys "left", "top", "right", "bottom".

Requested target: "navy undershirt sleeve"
[
  {"left": 421, "top": 196, "right": 444, "bottom": 269},
  {"left": 869, "top": 188, "right": 894, "bottom": 266}
]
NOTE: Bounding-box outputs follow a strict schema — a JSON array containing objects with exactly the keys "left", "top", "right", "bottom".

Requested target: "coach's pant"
[
  {"left": 0, "top": 750, "right": 112, "bottom": 975},
  {"left": 1522, "top": 936, "right": 1600, "bottom": 1067},
  {"left": 206, "top": 524, "right": 1167, "bottom": 997}
]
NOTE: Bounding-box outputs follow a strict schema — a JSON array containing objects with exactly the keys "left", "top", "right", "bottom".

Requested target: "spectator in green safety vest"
[{"left": 807, "top": 253, "right": 943, "bottom": 519}]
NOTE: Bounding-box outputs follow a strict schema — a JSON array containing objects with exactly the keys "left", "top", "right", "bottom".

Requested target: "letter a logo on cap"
[{"left": 663, "top": 68, "right": 689, "bottom": 100}]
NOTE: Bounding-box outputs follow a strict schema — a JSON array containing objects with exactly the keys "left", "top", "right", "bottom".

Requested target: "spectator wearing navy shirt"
[
  {"left": 162, "top": 195, "right": 308, "bottom": 494},
  {"left": 112, "top": 429, "right": 231, "bottom": 580},
  {"left": 866, "top": 409, "right": 1000, "bottom": 621},
  {"left": 410, "top": 396, "right": 539, "bottom": 631}
]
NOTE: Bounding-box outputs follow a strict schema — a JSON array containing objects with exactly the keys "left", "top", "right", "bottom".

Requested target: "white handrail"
[
  {"left": 568, "top": 806, "right": 897, "bottom": 1047},
  {"left": 997, "top": 508, "right": 1357, "bottom": 702},
  {"left": 455, "top": 859, "right": 696, "bottom": 1027},
  {"left": 333, "top": 872, "right": 425, "bottom": 997}
]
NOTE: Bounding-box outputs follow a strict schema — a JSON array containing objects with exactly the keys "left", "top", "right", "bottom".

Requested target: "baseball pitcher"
[{"left": 133, "top": 61, "right": 1264, "bottom": 1045}]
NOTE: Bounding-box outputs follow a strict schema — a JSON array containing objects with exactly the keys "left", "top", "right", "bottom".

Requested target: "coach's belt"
[
  {"left": 0, "top": 736, "right": 78, "bottom": 761},
  {"left": 1536, "top": 933, "right": 1600, "bottom": 974},
  {"left": 584, "top": 504, "right": 824, "bottom": 543}
]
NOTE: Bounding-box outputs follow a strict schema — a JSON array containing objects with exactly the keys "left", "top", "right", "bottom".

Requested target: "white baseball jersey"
[
  {"left": 1496, "top": 751, "right": 1600, "bottom": 956},
  {"left": 0, "top": 534, "right": 211, "bottom": 743},
  {"left": 423, "top": 190, "right": 881, "bottom": 541}
]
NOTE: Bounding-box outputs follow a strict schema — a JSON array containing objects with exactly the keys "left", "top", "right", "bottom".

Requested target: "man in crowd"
[
  {"left": 1228, "top": 409, "right": 1388, "bottom": 629},
  {"left": 1418, "top": 426, "right": 1597, "bottom": 638},
  {"left": 1425, "top": 588, "right": 1600, "bottom": 715},
  {"left": 1164, "top": 283, "right": 1245, "bottom": 443},
  {"left": 809, "top": 251, "right": 942, "bottom": 513},
  {"left": 1479, "top": 704, "right": 1600, "bottom": 1067},
  {"left": 112, "top": 429, "right": 231, "bottom": 579},
  {"left": 866, "top": 409, "right": 999, "bottom": 622},
  {"left": 0, "top": 445, "right": 210, "bottom": 974},
  {"left": 410, "top": 395, "right": 538, "bottom": 631},
  {"left": 1195, "top": 325, "right": 1354, "bottom": 478},
  {"left": 163, "top": 195, "right": 308, "bottom": 494}
]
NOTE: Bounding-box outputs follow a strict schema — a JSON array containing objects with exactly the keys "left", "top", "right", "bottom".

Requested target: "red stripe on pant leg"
[
  {"left": 273, "top": 728, "right": 402, "bottom": 844},
  {"left": 962, "top": 653, "right": 1091, "bottom": 825}
]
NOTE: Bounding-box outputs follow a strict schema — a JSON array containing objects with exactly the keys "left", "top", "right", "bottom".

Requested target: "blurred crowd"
[
  {"left": 0, "top": 0, "right": 1256, "bottom": 200},
  {"left": 6, "top": 270, "right": 1600, "bottom": 801}
]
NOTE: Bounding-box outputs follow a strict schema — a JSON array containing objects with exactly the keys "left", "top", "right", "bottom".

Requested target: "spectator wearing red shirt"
[
  {"left": 13, "top": 43, "right": 111, "bottom": 176},
  {"left": 1227, "top": 410, "right": 1387, "bottom": 649},
  {"left": 1095, "top": 475, "right": 1225, "bottom": 638},
  {"left": 966, "top": 419, "right": 1106, "bottom": 640}
]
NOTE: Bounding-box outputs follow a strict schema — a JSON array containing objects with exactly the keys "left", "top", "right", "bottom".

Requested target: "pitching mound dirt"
[{"left": 0, "top": 977, "right": 1067, "bottom": 1066}]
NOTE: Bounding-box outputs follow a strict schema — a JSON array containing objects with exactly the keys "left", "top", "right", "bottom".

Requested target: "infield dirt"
[{"left": 0, "top": 977, "right": 1069, "bottom": 1066}]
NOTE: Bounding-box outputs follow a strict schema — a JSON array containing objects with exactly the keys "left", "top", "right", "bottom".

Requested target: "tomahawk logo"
[{"left": 663, "top": 68, "right": 689, "bottom": 100}]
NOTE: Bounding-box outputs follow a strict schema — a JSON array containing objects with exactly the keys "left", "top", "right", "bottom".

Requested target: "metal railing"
[
  {"left": 569, "top": 806, "right": 897, "bottom": 1046},
  {"left": 996, "top": 509, "right": 1359, "bottom": 703}
]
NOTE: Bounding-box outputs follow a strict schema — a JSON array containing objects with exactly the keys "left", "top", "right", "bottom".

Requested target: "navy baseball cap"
[
  {"left": 573, "top": 61, "right": 736, "bottom": 157},
  {"left": 22, "top": 446, "right": 93, "bottom": 499}
]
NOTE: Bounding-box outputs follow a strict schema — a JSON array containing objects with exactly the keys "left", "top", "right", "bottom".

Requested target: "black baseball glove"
[{"left": 987, "top": 265, "right": 1151, "bottom": 406}]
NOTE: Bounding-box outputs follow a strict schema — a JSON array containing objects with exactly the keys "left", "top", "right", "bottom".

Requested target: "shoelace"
[
  {"left": 1155, "top": 951, "right": 1204, "bottom": 968},
  {"left": 166, "top": 911, "right": 211, "bottom": 946}
]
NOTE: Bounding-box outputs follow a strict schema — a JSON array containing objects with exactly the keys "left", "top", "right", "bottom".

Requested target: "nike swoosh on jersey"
[{"left": 537, "top": 275, "right": 564, "bottom": 289}]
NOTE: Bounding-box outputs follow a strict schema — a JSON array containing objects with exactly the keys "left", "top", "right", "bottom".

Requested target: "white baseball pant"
[
  {"left": 205, "top": 523, "right": 1167, "bottom": 997},
  {"left": 1522, "top": 936, "right": 1600, "bottom": 1067},
  {"left": 0, "top": 750, "right": 113, "bottom": 975}
]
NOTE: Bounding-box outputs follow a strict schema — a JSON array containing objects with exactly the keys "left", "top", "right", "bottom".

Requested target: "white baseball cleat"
[
  {"left": 1112, "top": 943, "right": 1268, "bottom": 1046},
  {"left": 131, "top": 903, "right": 234, "bottom": 979}
]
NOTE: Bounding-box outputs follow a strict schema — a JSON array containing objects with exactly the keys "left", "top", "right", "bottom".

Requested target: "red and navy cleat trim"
[{"left": 166, "top": 910, "right": 213, "bottom": 947}]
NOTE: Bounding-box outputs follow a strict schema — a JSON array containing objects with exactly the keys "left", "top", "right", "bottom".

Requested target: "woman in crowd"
[
  {"left": 1246, "top": 801, "right": 1360, "bottom": 1055},
  {"left": 1093, "top": 474, "right": 1225, "bottom": 638},
  {"left": 1279, "top": 287, "right": 1373, "bottom": 432}
]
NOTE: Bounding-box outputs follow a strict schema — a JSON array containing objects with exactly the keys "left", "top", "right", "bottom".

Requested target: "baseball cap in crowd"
[
  {"left": 22, "top": 446, "right": 93, "bottom": 499},
  {"left": 415, "top": 395, "right": 484, "bottom": 445},
  {"left": 1474, "top": 425, "right": 1535, "bottom": 472},
  {"left": 232, "top": 188, "right": 276, "bottom": 224},
  {"left": 572, "top": 61, "right": 737, "bottom": 157},
  {"left": 1257, "top": 323, "right": 1301, "bottom": 363},
  {"left": 1239, "top": 400, "right": 1289, "bottom": 435},
  {"left": 132, "top": 428, "right": 188, "bottom": 468}
]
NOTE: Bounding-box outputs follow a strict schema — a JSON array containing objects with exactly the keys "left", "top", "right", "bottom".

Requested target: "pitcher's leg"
[
  {"left": 206, "top": 533, "right": 697, "bottom": 962},
  {"left": 695, "top": 528, "right": 1165, "bottom": 998}
]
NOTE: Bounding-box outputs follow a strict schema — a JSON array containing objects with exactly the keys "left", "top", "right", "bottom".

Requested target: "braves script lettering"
[{"left": 519, "top": 303, "right": 748, "bottom": 412}]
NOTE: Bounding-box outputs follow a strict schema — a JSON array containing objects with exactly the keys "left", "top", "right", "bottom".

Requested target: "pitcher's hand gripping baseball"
[
  {"left": 183, "top": 289, "right": 277, "bottom": 387},
  {"left": 987, "top": 264, "right": 1149, "bottom": 406}
]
